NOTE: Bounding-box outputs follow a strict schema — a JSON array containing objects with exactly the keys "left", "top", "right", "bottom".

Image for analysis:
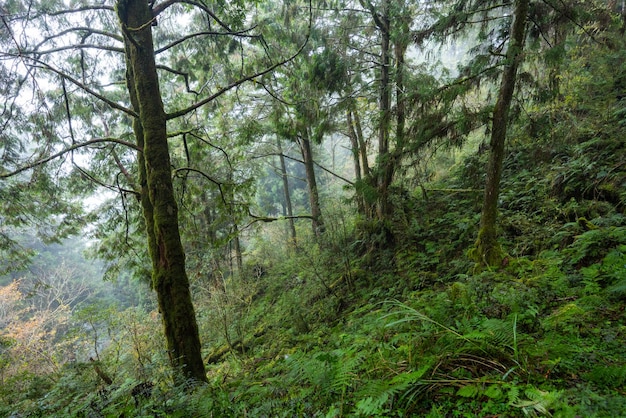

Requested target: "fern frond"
[
  {"left": 329, "top": 350, "right": 364, "bottom": 394},
  {"left": 383, "top": 300, "right": 486, "bottom": 353},
  {"left": 463, "top": 318, "right": 517, "bottom": 354},
  {"left": 353, "top": 362, "right": 433, "bottom": 414},
  {"left": 608, "top": 278, "right": 626, "bottom": 298},
  {"left": 511, "top": 386, "right": 563, "bottom": 417}
]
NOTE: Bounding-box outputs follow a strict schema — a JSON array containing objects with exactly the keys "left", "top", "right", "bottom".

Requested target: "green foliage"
[
  {"left": 565, "top": 227, "right": 626, "bottom": 267},
  {"left": 3, "top": 0, "right": 626, "bottom": 416}
]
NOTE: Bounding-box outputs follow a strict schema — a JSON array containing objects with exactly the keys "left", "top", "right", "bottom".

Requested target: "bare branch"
[
  {"left": 152, "top": 0, "right": 180, "bottom": 16},
  {"left": 154, "top": 28, "right": 260, "bottom": 54},
  {"left": 172, "top": 167, "right": 229, "bottom": 207},
  {"left": 172, "top": 167, "right": 225, "bottom": 187},
  {"left": 42, "top": 5, "right": 115, "bottom": 16},
  {"left": 0, "top": 138, "right": 141, "bottom": 179},
  {"left": 72, "top": 160, "right": 129, "bottom": 195},
  {"left": 254, "top": 152, "right": 354, "bottom": 186},
  {"left": 541, "top": 0, "right": 607, "bottom": 46},
  {"left": 156, "top": 65, "right": 199, "bottom": 94},
  {"left": 13, "top": 54, "right": 137, "bottom": 117},
  {"left": 25, "top": 44, "right": 124, "bottom": 55},
  {"left": 112, "top": 149, "right": 139, "bottom": 193},
  {"left": 29, "top": 27, "right": 123, "bottom": 51},
  {"left": 166, "top": 0, "right": 313, "bottom": 119},
  {"left": 186, "top": 131, "right": 233, "bottom": 168},
  {"left": 244, "top": 211, "right": 314, "bottom": 229},
  {"left": 153, "top": 0, "right": 234, "bottom": 32},
  {"left": 167, "top": 44, "right": 309, "bottom": 120},
  {"left": 166, "top": 61, "right": 285, "bottom": 119}
]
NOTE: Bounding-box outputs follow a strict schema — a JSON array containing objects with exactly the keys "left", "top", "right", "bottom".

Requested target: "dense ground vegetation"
[{"left": 1, "top": 0, "right": 626, "bottom": 416}]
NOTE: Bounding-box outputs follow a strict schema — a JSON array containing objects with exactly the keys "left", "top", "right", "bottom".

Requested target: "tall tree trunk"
[
  {"left": 276, "top": 137, "right": 297, "bottom": 245},
  {"left": 348, "top": 105, "right": 374, "bottom": 217},
  {"left": 231, "top": 224, "right": 243, "bottom": 273},
  {"left": 117, "top": 0, "right": 207, "bottom": 383},
  {"left": 353, "top": 109, "right": 370, "bottom": 178},
  {"left": 473, "top": 0, "right": 529, "bottom": 267},
  {"left": 298, "top": 130, "right": 324, "bottom": 236},
  {"left": 346, "top": 109, "right": 364, "bottom": 214},
  {"left": 394, "top": 33, "right": 407, "bottom": 162},
  {"left": 376, "top": 0, "right": 392, "bottom": 220},
  {"left": 226, "top": 172, "right": 243, "bottom": 274}
]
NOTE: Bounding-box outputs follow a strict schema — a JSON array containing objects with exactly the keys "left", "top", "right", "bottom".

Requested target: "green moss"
[{"left": 469, "top": 227, "right": 505, "bottom": 268}]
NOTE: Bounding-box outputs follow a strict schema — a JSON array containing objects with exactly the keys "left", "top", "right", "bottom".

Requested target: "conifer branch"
[
  {"left": 154, "top": 28, "right": 261, "bottom": 54},
  {"left": 0, "top": 138, "right": 141, "bottom": 179},
  {"left": 14, "top": 55, "right": 137, "bottom": 117},
  {"left": 166, "top": 0, "right": 313, "bottom": 120}
]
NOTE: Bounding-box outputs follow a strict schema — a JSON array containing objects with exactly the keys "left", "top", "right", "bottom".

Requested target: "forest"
[{"left": 1, "top": 0, "right": 625, "bottom": 416}]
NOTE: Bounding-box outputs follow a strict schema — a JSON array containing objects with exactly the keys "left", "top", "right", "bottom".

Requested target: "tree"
[
  {"left": 412, "top": 0, "right": 533, "bottom": 266},
  {"left": 269, "top": 44, "right": 328, "bottom": 237},
  {"left": 356, "top": 0, "right": 414, "bottom": 220},
  {"left": 0, "top": 0, "right": 305, "bottom": 382},
  {"left": 116, "top": 0, "right": 207, "bottom": 382},
  {"left": 0, "top": 261, "right": 95, "bottom": 382},
  {"left": 276, "top": 137, "right": 297, "bottom": 245},
  {"left": 472, "top": 0, "right": 530, "bottom": 266}
]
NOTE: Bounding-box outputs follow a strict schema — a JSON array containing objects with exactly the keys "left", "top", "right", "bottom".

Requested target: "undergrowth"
[{"left": 3, "top": 49, "right": 626, "bottom": 418}]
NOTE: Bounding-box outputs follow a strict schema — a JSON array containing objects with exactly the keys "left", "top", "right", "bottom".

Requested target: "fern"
[
  {"left": 284, "top": 347, "right": 365, "bottom": 412},
  {"left": 383, "top": 300, "right": 484, "bottom": 352},
  {"left": 456, "top": 383, "right": 481, "bottom": 398},
  {"left": 566, "top": 226, "right": 626, "bottom": 266},
  {"left": 511, "top": 386, "right": 563, "bottom": 417},
  {"left": 507, "top": 383, "right": 521, "bottom": 405},
  {"left": 586, "top": 364, "right": 626, "bottom": 389},
  {"left": 384, "top": 300, "right": 522, "bottom": 363},
  {"left": 329, "top": 349, "right": 364, "bottom": 396},
  {"left": 608, "top": 278, "right": 626, "bottom": 298},
  {"left": 463, "top": 317, "right": 518, "bottom": 355},
  {"left": 353, "top": 363, "right": 432, "bottom": 416}
]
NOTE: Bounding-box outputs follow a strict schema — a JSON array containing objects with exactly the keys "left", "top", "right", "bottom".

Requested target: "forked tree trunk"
[
  {"left": 348, "top": 106, "right": 373, "bottom": 217},
  {"left": 346, "top": 109, "right": 364, "bottom": 214},
  {"left": 473, "top": 0, "right": 529, "bottom": 267},
  {"left": 117, "top": 0, "right": 207, "bottom": 383},
  {"left": 350, "top": 106, "right": 370, "bottom": 179}
]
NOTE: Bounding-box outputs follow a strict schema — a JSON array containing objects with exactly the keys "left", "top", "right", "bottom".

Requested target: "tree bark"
[
  {"left": 473, "top": 0, "right": 529, "bottom": 267},
  {"left": 298, "top": 129, "right": 324, "bottom": 236},
  {"left": 276, "top": 137, "right": 297, "bottom": 245},
  {"left": 376, "top": 0, "right": 392, "bottom": 220},
  {"left": 117, "top": 0, "right": 207, "bottom": 383},
  {"left": 231, "top": 224, "right": 243, "bottom": 273},
  {"left": 353, "top": 109, "right": 370, "bottom": 178},
  {"left": 347, "top": 111, "right": 363, "bottom": 180},
  {"left": 394, "top": 30, "right": 407, "bottom": 164},
  {"left": 346, "top": 109, "right": 364, "bottom": 213}
]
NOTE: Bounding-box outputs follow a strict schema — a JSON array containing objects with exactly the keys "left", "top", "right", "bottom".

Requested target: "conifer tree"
[{"left": 474, "top": 0, "right": 530, "bottom": 266}]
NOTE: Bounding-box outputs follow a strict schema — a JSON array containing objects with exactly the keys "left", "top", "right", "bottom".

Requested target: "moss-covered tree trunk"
[
  {"left": 473, "top": 0, "right": 529, "bottom": 267},
  {"left": 117, "top": 0, "right": 207, "bottom": 383},
  {"left": 376, "top": 0, "right": 392, "bottom": 220}
]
